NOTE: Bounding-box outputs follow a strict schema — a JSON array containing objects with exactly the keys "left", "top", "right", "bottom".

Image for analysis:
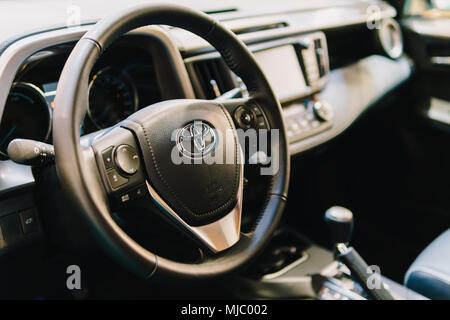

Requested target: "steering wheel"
[{"left": 53, "top": 4, "right": 289, "bottom": 280}]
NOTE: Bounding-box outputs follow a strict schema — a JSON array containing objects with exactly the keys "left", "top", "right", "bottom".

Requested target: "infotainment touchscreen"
[{"left": 253, "top": 45, "right": 307, "bottom": 101}]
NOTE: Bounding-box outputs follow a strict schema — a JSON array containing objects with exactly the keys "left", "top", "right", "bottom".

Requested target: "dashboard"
[
  {"left": 0, "top": 29, "right": 332, "bottom": 161},
  {"left": 0, "top": 36, "right": 166, "bottom": 158},
  {"left": 0, "top": 0, "right": 412, "bottom": 194},
  {"left": 0, "top": 1, "right": 415, "bottom": 278}
]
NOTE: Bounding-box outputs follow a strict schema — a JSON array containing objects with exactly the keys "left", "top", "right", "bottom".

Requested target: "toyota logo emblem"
[{"left": 176, "top": 121, "right": 217, "bottom": 158}]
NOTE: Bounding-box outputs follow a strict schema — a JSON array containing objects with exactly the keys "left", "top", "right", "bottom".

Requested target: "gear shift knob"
[
  {"left": 324, "top": 206, "right": 354, "bottom": 246},
  {"left": 323, "top": 206, "right": 395, "bottom": 300}
]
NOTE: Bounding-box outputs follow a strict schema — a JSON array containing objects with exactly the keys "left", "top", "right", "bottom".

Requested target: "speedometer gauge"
[
  {"left": 88, "top": 67, "right": 138, "bottom": 129},
  {"left": 0, "top": 82, "right": 51, "bottom": 158}
]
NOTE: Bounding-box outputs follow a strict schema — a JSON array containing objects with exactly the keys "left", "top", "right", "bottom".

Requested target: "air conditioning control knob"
[
  {"left": 114, "top": 144, "right": 140, "bottom": 175},
  {"left": 312, "top": 100, "right": 333, "bottom": 122}
]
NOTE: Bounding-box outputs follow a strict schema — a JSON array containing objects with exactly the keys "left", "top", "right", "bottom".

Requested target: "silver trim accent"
[
  {"left": 337, "top": 243, "right": 349, "bottom": 255},
  {"left": 145, "top": 149, "right": 244, "bottom": 253},
  {"left": 325, "top": 206, "right": 353, "bottom": 223},
  {"left": 319, "top": 277, "right": 367, "bottom": 300},
  {"left": 377, "top": 18, "right": 403, "bottom": 59},
  {"left": 262, "top": 253, "right": 309, "bottom": 280},
  {"left": 0, "top": 160, "right": 34, "bottom": 194},
  {"left": 431, "top": 56, "right": 450, "bottom": 66},
  {"left": 426, "top": 97, "right": 450, "bottom": 125},
  {"left": 403, "top": 19, "right": 450, "bottom": 40}
]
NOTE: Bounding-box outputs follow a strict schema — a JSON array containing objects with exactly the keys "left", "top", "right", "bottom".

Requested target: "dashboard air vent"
[
  {"left": 204, "top": 8, "right": 238, "bottom": 15},
  {"left": 188, "top": 58, "right": 236, "bottom": 99},
  {"left": 232, "top": 22, "right": 289, "bottom": 35}
]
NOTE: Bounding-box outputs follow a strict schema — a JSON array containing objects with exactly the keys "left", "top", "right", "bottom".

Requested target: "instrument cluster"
[{"left": 0, "top": 41, "right": 162, "bottom": 159}]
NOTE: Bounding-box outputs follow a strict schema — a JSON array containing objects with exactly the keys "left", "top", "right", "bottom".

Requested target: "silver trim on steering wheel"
[{"left": 145, "top": 147, "right": 244, "bottom": 253}]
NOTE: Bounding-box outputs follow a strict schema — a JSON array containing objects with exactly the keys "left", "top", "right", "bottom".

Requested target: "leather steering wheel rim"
[{"left": 53, "top": 4, "right": 289, "bottom": 280}]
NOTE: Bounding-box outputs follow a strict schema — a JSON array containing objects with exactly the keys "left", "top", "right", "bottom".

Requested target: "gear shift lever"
[
  {"left": 325, "top": 206, "right": 354, "bottom": 247},
  {"left": 324, "top": 206, "right": 394, "bottom": 300}
]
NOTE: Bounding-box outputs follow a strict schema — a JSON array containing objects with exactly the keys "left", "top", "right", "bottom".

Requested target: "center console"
[
  {"left": 250, "top": 33, "right": 334, "bottom": 144},
  {"left": 283, "top": 98, "right": 333, "bottom": 143},
  {"left": 225, "top": 208, "right": 427, "bottom": 300},
  {"left": 226, "top": 229, "right": 426, "bottom": 300}
]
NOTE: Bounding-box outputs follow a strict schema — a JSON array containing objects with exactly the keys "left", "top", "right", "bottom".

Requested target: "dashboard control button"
[
  {"left": 114, "top": 145, "right": 140, "bottom": 175},
  {"left": 101, "top": 147, "right": 114, "bottom": 170},
  {"left": 312, "top": 101, "right": 333, "bottom": 122},
  {"left": 0, "top": 214, "right": 22, "bottom": 244},
  {"left": 18, "top": 208, "right": 38, "bottom": 235},
  {"left": 283, "top": 101, "right": 333, "bottom": 143},
  {"left": 107, "top": 169, "right": 128, "bottom": 189}
]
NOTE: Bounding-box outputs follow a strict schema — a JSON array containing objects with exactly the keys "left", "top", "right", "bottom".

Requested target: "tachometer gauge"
[
  {"left": 88, "top": 67, "right": 138, "bottom": 129},
  {"left": 0, "top": 82, "right": 51, "bottom": 158}
]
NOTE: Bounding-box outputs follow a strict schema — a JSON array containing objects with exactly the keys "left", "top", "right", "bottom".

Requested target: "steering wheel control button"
[
  {"left": 117, "top": 184, "right": 146, "bottom": 204},
  {"left": 114, "top": 144, "right": 140, "bottom": 175},
  {"left": 101, "top": 147, "right": 114, "bottom": 170},
  {"left": 234, "top": 105, "right": 255, "bottom": 129},
  {"left": 18, "top": 208, "right": 39, "bottom": 235},
  {"left": 249, "top": 104, "right": 263, "bottom": 116},
  {"left": 120, "top": 193, "right": 130, "bottom": 203},
  {"left": 241, "top": 111, "right": 254, "bottom": 126},
  {"left": 256, "top": 115, "right": 268, "bottom": 129},
  {"left": 131, "top": 185, "right": 146, "bottom": 199},
  {"left": 107, "top": 169, "right": 128, "bottom": 189}
]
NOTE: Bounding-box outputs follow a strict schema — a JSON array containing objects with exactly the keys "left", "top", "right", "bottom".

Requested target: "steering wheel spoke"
[
  {"left": 219, "top": 97, "right": 274, "bottom": 170},
  {"left": 145, "top": 165, "right": 244, "bottom": 253},
  {"left": 90, "top": 126, "right": 148, "bottom": 208}
]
